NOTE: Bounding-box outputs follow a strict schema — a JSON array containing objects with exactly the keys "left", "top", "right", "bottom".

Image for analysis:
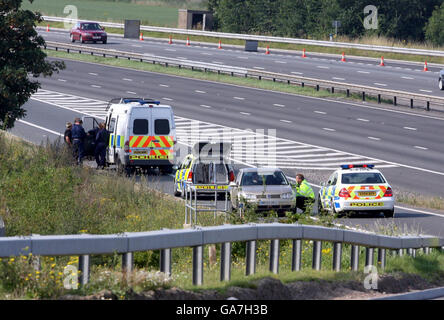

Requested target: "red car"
[{"left": 70, "top": 22, "right": 107, "bottom": 44}]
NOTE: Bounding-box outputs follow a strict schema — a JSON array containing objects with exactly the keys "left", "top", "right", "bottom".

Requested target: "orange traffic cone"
[
  {"left": 46, "top": 24, "right": 50, "bottom": 32},
  {"left": 218, "top": 40, "right": 222, "bottom": 49},
  {"left": 139, "top": 32, "right": 144, "bottom": 41},
  {"left": 379, "top": 56, "right": 385, "bottom": 66},
  {"left": 186, "top": 37, "right": 190, "bottom": 46},
  {"left": 423, "top": 61, "right": 429, "bottom": 71},
  {"left": 265, "top": 46, "right": 270, "bottom": 54},
  {"left": 168, "top": 35, "right": 173, "bottom": 44},
  {"left": 341, "top": 52, "right": 346, "bottom": 62},
  {"left": 302, "top": 48, "right": 307, "bottom": 58}
]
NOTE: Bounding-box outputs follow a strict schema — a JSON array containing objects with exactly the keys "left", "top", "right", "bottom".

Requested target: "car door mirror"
[
  {"left": 320, "top": 182, "right": 326, "bottom": 187},
  {"left": 172, "top": 165, "right": 179, "bottom": 171}
]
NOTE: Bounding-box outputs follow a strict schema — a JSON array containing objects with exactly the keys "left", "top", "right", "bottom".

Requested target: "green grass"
[
  {"left": 0, "top": 132, "right": 443, "bottom": 299},
  {"left": 22, "top": 0, "right": 183, "bottom": 27}
]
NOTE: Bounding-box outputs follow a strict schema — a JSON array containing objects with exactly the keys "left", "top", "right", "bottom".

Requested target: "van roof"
[{"left": 106, "top": 98, "right": 172, "bottom": 111}]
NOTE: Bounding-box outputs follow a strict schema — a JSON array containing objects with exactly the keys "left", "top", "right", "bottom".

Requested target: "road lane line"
[
  {"left": 273, "top": 104, "right": 285, "bottom": 107},
  {"left": 323, "top": 128, "right": 336, "bottom": 131},
  {"left": 233, "top": 97, "right": 245, "bottom": 100},
  {"left": 414, "top": 146, "right": 428, "bottom": 150},
  {"left": 403, "top": 127, "right": 417, "bottom": 131},
  {"left": 357, "top": 71, "right": 370, "bottom": 74},
  {"left": 17, "top": 120, "right": 63, "bottom": 137},
  {"left": 368, "top": 137, "right": 381, "bottom": 141},
  {"left": 195, "top": 90, "right": 206, "bottom": 94},
  {"left": 314, "top": 111, "right": 326, "bottom": 114},
  {"left": 357, "top": 118, "right": 369, "bottom": 122}
]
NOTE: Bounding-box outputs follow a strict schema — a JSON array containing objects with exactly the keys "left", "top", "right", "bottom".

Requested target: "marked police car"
[{"left": 318, "top": 164, "right": 395, "bottom": 218}]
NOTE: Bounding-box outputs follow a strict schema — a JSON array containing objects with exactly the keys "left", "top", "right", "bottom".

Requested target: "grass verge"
[{"left": 0, "top": 132, "right": 443, "bottom": 299}]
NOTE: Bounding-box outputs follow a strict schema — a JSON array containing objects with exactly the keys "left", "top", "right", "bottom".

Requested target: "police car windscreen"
[
  {"left": 241, "top": 171, "right": 288, "bottom": 186},
  {"left": 154, "top": 119, "right": 170, "bottom": 135},
  {"left": 341, "top": 173, "right": 385, "bottom": 184},
  {"left": 133, "top": 119, "right": 148, "bottom": 135}
]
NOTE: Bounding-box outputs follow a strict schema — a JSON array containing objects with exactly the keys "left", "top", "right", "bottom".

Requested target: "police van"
[{"left": 95, "top": 97, "right": 176, "bottom": 174}]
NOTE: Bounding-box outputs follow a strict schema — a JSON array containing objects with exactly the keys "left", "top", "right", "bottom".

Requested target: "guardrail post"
[
  {"left": 378, "top": 249, "right": 386, "bottom": 270},
  {"left": 32, "top": 255, "right": 41, "bottom": 271},
  {"left": 331, "top": 87, "right": 334, "bottom": 94},
  {"left": 426, "top": 101, "right": 430, "bottom": 111},
  {"left": 407, "top": 248, "right": 415, "bottom": 257},
  {"left": 316, "top": 85, "right": 320, "bottom": 91},
  {"left": 269, "top": 239, "right": 280, "bottom": 274},
  {"left": 122, "top": 252, "right": 133, "bottom": 274},
  {"left": 365, "top": 247, "right": 374, "bottom": 266},
  {"left": 362, "top": 92, "right": 365, "bottom": 101},
  {"left": 393, "top": 96, "right": 397, "bottom": 106},
  {"left": 78, "top": 255, "right": 90, "bottom": 286},
  {"left": 291, "top": 239, "right": 302, "bottom": 271},
  {"left": 332, "top": 242, "right": 342, "bottom": 272},
  {"left": 301, "top": 82, "right": 304, "bottom": 88},
  {"left": 423, "top": 247, "right": 430, "bottom": 255},
  {"left": 346, "top": 89, "right": 350, "bottom": 97},
  {"left": 351, "top": 245, "right": 359, "bottom": 271},
  {"left": 192, "top": 246, "right": 203, "bottom": 286},
  {"left": 160, "top": 248, "right": 172, "bottom": 277},
  {"left": 312, "top": 241, "right": 322, "bottom": 270},
  {"left": 410, "top": 99, "right": 414, "bottom": 108},
  {"left": 377, "top": 94, "right": 381, "bottom": 104},
  {"left": 220, "top": 242, "right": 231, "bottom": 281},
  {"left": 246, "top": 240, "right": 256, "bottom": 276}
]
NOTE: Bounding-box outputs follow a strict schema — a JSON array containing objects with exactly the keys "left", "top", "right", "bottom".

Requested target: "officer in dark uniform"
[
  {"left": 94, "top": 122, "right": 108, "bottom": 169},
  {"left": 71, "top": 118, "right": 86, "bottom": 165}
]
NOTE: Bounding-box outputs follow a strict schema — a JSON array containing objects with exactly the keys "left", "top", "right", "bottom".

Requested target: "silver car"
[{"left": 230, "top": 167, "right": 295, "bottom": 215}]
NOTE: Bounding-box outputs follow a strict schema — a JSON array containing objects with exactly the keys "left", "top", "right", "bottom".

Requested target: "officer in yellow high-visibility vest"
[{"left": 292, "top": 173, "right": 315, "bottom": 213}]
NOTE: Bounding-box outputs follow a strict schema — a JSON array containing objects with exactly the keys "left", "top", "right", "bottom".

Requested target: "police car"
[{"left": 318, "top": 164, "right": 395, "bottom": 218}]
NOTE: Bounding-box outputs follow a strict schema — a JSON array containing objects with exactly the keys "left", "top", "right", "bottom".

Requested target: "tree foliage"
[
  {"left": 209, "top": 0, "right": 444, "bottom": 41},
  {"left": 425, "top": 2, "right": 444, "bottom": 45},
  {"left": 0, "top": 0, "right": 65, "bottom": 129}
]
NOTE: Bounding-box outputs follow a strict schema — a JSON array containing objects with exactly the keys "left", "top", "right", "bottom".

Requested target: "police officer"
[
  {"left": 71, "top": 118, "right": 86, "bottom": 165},
  {"left": 94, "top": 122, "right": 108, "bottom": 169},
  {"left": 64, "top": 122, "right": 73, "bottom": 147},
  {"left": 293, "top": 173, "right": 315, "bottom": 213}
]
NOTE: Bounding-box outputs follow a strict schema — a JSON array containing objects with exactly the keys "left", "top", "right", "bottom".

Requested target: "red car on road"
[{"left": 70, "top": 22, "right": 107, "bottom": 44}]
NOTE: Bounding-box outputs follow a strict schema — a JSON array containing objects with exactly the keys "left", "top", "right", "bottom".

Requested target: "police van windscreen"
[
  {"left": 133, "top": 119, "right": 148, "bottom": 135},
  {"left": 155, "top": 119, "right": 170, "bottom": 135},
  {"left": 341, "top": 172, "right": 386, "bottom": 184}
]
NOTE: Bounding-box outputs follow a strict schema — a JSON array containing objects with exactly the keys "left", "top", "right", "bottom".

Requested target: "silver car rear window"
[{"left": 241, "top": 171, "right": 288, "bottom": 186}]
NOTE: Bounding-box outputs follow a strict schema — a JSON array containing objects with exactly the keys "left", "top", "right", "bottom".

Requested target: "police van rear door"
[{"left": 151, "top": 106, "right": 175, "bottom": 161}]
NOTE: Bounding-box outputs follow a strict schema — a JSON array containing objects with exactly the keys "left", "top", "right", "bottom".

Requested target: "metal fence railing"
[
  {"left": 0, "top": 223, "right": 443, "bottom": 286},
  {"left": 43, "top": 41, "right": 444, "bottom": 112},
  {"left": 42, "top": 15, "right": 444, "bottom": 58}
]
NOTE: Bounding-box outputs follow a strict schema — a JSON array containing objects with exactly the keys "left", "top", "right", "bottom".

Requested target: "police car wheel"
[
  {"left": 439, "top": 79, "right": 444, "bottom": 90},
  {"left": 330, "top": 198, "right": 337, "bottom": 214},
  {"left": 383, "top": 209, "right": 394, "bottom": 218},
  {"left": 317, "top": 196, "right": 326, "bottom": 215},
  {"left": 174, "top": 183, "right": 181, "bottom": 197}
]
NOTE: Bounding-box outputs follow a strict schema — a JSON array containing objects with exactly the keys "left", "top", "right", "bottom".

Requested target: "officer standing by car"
[
  {"left": 292, "top": 173, "right": 315, "bottom": 213},
  {"left": 71, "top": 118, "right": 86, "bottom": 165},
  {"left": 94, "top": 122, "right": 108, "bottom": 169},
  {"left": 64, "top": 122, "right": 73, "bottom": 147}
]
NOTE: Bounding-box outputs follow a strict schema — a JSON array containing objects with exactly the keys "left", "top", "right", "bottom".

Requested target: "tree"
[
  {"left": 0, "top": 0, "right": 65, "bottom": 129},
  {"left": 425, "top": 2, "right": 444, "bottom": 46}
]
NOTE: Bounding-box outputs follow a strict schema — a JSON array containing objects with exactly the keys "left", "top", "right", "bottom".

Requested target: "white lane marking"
[
  {"left": 323, "top": 128, "right": 336, "bottom": 131},
  {"left": 162, "top": 97, "right": 173, "bottom": 101},
  {"left": 280, "top": 120, "right": 292, "bottom": 123},
  {"left": 200, "top": 104, "right": 212, "bottom": 108},
  {"left": 131, "top": 45, "right": 142, "bottom": 48},
  {"left": 233, "top": 97, "right": 245, "bottom": 100},
  {"left": 357, "top": 71, "right": 370, "bottom": 74},
  {"left": 317, "top": 66, "right": 330, "bottom": 69},
  {"left": 253, "top": 67, "right": 265, "bottom": 70},
  {"left": 201, "top": 52, "right": 212, "bottom": 56},
  {"left": 195, "top": 90, "right": 206, "bottom": 94},
  {"left": 58, "top": 79, "right": 67, "bottom": 82},
  {"left": 401, "top": 76, "right": 414, "bottom": 80},
  {"left": 273, "top": 104, "right": 285, "bottom": 107},
  {"left": 17, "top": 120, "right": 63, "bottom": 137},
  {"left": 91, "top": 85, "right": 101, "bottom": 88},
  {"left": 164, "top": 48, "right": 177, "bottom": 52},
  {"left": 394, "top": 205, "right": 444, "bottom": 218},
  {"left": 414, "top": 146, "right": 428, "bottom": 150},
  {"left": 211, "top": 61, "right": 223, "bottom": 64},
  {"left": 122, "top": 78, "right": 133, "bottom": 81},
  {"left": 368, "top": 136, "right": 381, "bottom": 141},
  {"left": 291, "top": 72, "right": 303, "bottom": 75},
  {"left": 374, "top": 83, "right": 387, "bottom": 86},
  {"left": 275, "top": 61, "right": 286, "bottom": 64},
  {"left": 332, "top": 77, "right": 345, "bottom": 81},
  {"left": 314, "top": 111, "right": 326, "bottom": 114},
  {"left": 88, "top": 73, "right": 98, "bottom": 76},
  {"left": 357, "top": 118, "right": 369, "bottom": 122},
  {"left": 176, "top": 56, "right": 187, "bottom": 60},
  {"left": 420, "top": 89, "right": 433, "bottom": 93},
  {"left": 240, "top": 112, "right": 251, "bottom": 115},
  {"left": 403, "top": 127, "right": 417, "bottom": 131},
  {"left": 237, "top": 56, "right": 248, "bottom": 59},
  {"left": 159, "top": 84, "right": 169, "bottom": 87},
  {"left": 126, "top": 91, "right": 137, "bottom": 94}
]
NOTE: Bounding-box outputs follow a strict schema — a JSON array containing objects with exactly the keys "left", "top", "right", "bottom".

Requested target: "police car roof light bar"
[
  {"left": 122, "top": 98, "right": 160, "bottom": 105},
  {"left": 340, "top": 164, "right": 374, "bottom": 169}
]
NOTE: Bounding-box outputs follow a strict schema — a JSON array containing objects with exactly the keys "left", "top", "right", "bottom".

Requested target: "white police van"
[{"left": 101, "top": 97, "right": 176, "bottom": 175}]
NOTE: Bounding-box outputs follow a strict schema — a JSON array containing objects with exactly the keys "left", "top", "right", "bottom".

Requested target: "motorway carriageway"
[
  {"left": 39, "top": 28, "right": 444, "bottom": 99},
  {"left": 7, "top": 57, "right": 444, "bottom": 237}
]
